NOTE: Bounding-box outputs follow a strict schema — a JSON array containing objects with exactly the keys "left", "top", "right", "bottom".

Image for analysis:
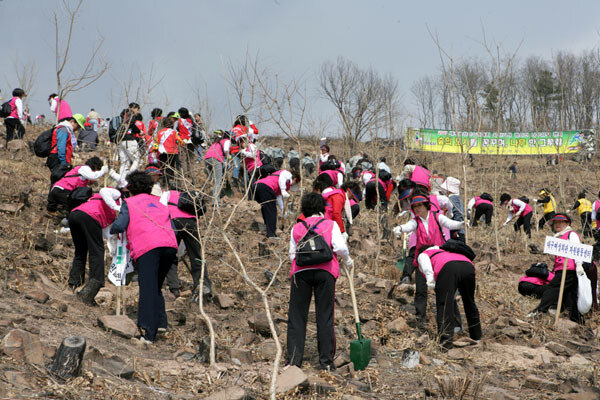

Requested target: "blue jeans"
[
  {"left": 232, "top": 154, "right": 241, "bottom": 180},
  {"left": 89, "top": 119, "right": 98, "bottom": 131},
  {"left": 194, "top": 145, "right": 203, "bottom": 162}
]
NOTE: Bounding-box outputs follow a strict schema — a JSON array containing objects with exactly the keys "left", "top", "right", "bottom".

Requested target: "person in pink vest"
[
  {"left": 342, "top": 181, "right": 362, "bottom": 220},
  {"left": 239, "top": 136, "right": 263, "bottom": 184},
  {"left": 467, "top": 193, "right": 494, "bottom": 227},
  {"left": 518, "top": 262, "right": 555, "bottom": 299},
  {"left": 313, "top": 176, "right": 351, "bottom": 236},
  {"left": 416, "top": 245, "right": 482, "bottom": 349},
  {"left": 317, "top": 144, "right": 330, "bottom": 174},
  {"left": 4, "top": 88, "right": 26, "bottom": 145},
  {"left": 591, "top": 191, "right": 600, "bottom": 229},
  {"left": 110, "top": 171, "right": 178, "bottom": 343},
  {"left": 401, "top": 159, "right": 431, "bottom": 191},
  {"left": 529, "top": 214, "right": 585, "bottom": 323},
  {"left": 159, "top": 189, "right": 211, "bottom": 301},
  {"left": 67, "top": 187, "right": 122, "bottom": 304},
  {"left": 203, "top": 130, "right": 231, "bottom": 206},
  {"left": 500, "top": 193, "right": 533, "bottom": 238},
  {"left": 286, "top": 192, "right": 354, "bottom": 370},
  {"left": 318, "top": 159, "right": 344, "bottom": 189},
  {"left": 253, "top": 169, "right": 301, "bottom": 237},
  {"left": 47, "top": 157, "right": 108, "bottom": 214},
  {"left": 365, "top": 170, "right": 394, "bottom": 210},
  {"left": 48, "top": 93, "right": 73, "bottom": 122}
]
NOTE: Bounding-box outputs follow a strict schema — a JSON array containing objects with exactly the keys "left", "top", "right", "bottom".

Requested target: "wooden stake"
[
  {"left": 554, "top": 257, "right": 570, "bottom": 325},
  {"left": 116, "top": 286, "right": 121, "bottom": 316}
]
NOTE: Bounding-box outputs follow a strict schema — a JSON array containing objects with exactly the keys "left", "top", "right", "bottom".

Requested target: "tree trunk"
[{"left": 50, "top": 336, "right": 86, "bottom": 379}]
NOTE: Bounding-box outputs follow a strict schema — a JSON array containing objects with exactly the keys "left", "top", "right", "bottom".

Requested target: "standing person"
[
  {"left": 467, "top": 193, "right": 494, "bottom": 227},
  {"left": 46, "top": 114, "right": 86, "bottom": 172},
  {"left": 203, "top": 130, "right": 231, "bottom": 205},
  {"left": 440, "top": 177, "right": 465, "bottom": 241},
  {"left": 508, "top": 161, "right": 517, "bottom": 179},
  {"left": 529, "top": 214, "right": 585, "bottom": 324},
  {"left": 230, "top": 115, "right": 250, "bottom": 188},
  {"left": 287, "top": 148, "right": 300, "bottom": 171},
  {"left": 147, "top": 108, "right": 163, "bottom": 165},
  {"left": 253, "top": 169, "right": 300, "bottom": 237},
  {"left": 176, "top": 107, "right": 196, "bottom": 173},
  {"left": 286, "top": 192, "right": 354, "bottom": 370},
  {"left": 110, "top": 171, "right": 178, "bottom": 343},
  {"left": 156, "top": 114, "right": 182, "bottom": 190},
  {"left": 4, "top": 88, "right": 27, "bottom": 145},
  {"left": 116, "top": 105, "right": 142, "bottom": 182},
  {"left": 301, "top": 153, "right": 315, "bottom": 176},
  {"left": 416, "top": 245, "right": 482, "bottom": 350},
  {"left": 86, "top": 108, "right": 101, "bottom": 132},
  {"left": 313, "top": 175, "right": 351, "bottom": 237},
  {"left": 239, "top": 136, "right": 262, "bottom": 185},
  {"left": 68, "top": 186, "right": 122, "bottom": 304},
  {"left": 147, "top": 108, "right": 163, "bottom": 137},
  {"left": 592, "top": 191, "right": 600, "bottom": 229},
  {"left": 535, "top": 188, "right": 557, "bottom": 230},
  {"left": 500, "top": 194, "right": 533, "bottom": 238},
  {"left": 571, "top": 192, "right": 592, "bottom": 238},
  {"left": 318, "top": 144, "right": 330, "bottom": 173},
  {"left": 193, "top": 113, "right": 207, "bottom": 163},
  {"left": 48, "top": 93, "right": 73, "bottom": 122}
]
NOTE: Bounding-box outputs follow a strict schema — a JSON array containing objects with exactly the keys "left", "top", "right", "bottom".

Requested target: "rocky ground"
[{"left": 0, "top": 129, "right": 599, "bottom": 399}]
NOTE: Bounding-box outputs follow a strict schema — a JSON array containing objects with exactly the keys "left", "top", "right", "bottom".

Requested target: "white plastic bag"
[
  {"left": 108, "top": 233, "right": 134, "bottom": 286},
  {"left": 577, "top": 273, "right": 593, "bottom": 314}
]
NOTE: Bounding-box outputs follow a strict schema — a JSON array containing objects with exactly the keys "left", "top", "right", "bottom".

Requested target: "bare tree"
[
  {"left": 13, "top": 58, "right": 37, "bottom": 108},
  {"left": 411, "top": 76, "right": 438, "bottom": 128}
]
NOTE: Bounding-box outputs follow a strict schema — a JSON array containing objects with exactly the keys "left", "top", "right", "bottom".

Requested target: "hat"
[
  {"left": 551, "top": 213, "right": 571, "bottom": 224},
  {"left": 410, "top": 195, "right": 429, "bottom": 206},
  {"left": 145, "top": 165, "right": 162, "bottom": 175},
  {"left": 72, "top": 113, "right": 86, "bottom": 129},
  {"left": 440, "top": 177, "right": 460, "bottom": 195},
  {"left": 398, "top": 187, "right": 414, "bottom": 201},
  {"left": 84, "top": 122, "right": 92, "bottom": 127}
]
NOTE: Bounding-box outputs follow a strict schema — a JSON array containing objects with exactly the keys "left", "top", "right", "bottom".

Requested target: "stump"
[
  {"left": 258, "top": 242, "right": 271, "bottom": 257},
  {"left": 50, "top": 336, "right": 86, "bottom": 379}
]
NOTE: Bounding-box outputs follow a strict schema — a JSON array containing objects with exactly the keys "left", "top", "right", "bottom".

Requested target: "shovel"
[
  {"left": 345, "top": 265, "right": 371, "bottom": 371},
  {"left": 221, "top": 179, "right": 233, "bottom": 198},
  {"left": 396, "top": 233, "right": 407, "bottom": 272}
]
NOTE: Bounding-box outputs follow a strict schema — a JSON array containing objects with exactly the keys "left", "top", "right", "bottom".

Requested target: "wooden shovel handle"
[{"left": 344, "top": 265, "right": 361, "bottom": 325}]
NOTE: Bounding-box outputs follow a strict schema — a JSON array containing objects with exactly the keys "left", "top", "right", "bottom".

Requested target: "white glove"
[
  {"left": 100, "top": 165, "right": 109, "bottom": 174},
  {"left": 576, "top": 265, "right": 585, "bottom": 276},
  {"left": 426, "top": 276, "right": 435, "bottom": 289},
  {"left": 342, "top": 232, "right": 349, "bottom": 241},
  {"left": 502, "top": 222, "right": 508, "bottom": 227},
  {"left": 393, "top": 226, "right": 403, "bottom": 238},
  {"left": 533, "top": 199, "right": 538, "bottom": 203},
  {"left": 281, "top": 191, "right": 290, "bottom": 199},
  {"left": 183, "top": 138, "right": 192, "bottom": 144},
  {"left": 344, "top": 258, "right": 354, "bottom": 268}
]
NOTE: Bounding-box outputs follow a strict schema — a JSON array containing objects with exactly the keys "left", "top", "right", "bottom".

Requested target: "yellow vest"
[
  {"left": 542, "top": 195, "right": 557, "bottom": 214},
  {"left": 577, "top": 198, "right": 592, "bottom": 215}
]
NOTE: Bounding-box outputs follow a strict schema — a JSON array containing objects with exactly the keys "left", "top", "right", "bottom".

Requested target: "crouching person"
[
  {"left": 518, "top": 263, "right": 554, "bottom": 299},
  {"left": 68, "top": 187, "right": 122, "bottom": 304},
  {"left": 286, "top": 192, "right": 354, "bottom": 371},
  {"left": 416, "top": 245, "right": 482, "bottom": 350},
  {"left": 110, "top": 171, "right": 178, "bottom": 343}
]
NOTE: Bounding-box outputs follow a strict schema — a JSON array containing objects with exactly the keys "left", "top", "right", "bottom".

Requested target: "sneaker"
[
  {"left": 400, "top": 276, "right": 411, "bottom": 285},
  {"left": 139, "top": 337, "right": 153, "bottom": 345},
  {"left": 454, "top": 326, "right": 463, "bottom": 335},
  {"left": 157, "top": 327, "right": 167, "bottom": 333},
  {"left": 526, "top": 311, "right": 538, "bottom": 318}
]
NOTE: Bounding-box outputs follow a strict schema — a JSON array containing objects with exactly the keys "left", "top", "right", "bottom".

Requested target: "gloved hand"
[
  {"left": 100, "top": 165, "right": 109, "bottom": 174},
  {"left": 281, "top": 191, "right": 290, "bottom": 199},
  {"left": 576, "top": 264, "right": 585, "bottom": 276},
  {"left": 502, "top": 222, "right": 508, "bottom": 227},
  {"left": 426, "top": 276, "right": 435, "bottom": 289},
  {"left": 393, "top": 226, "right": 403, "bottom": 238},
  {"left": 342, "top": 232, "right": 349, "bottom": 241},
  {"left": 344, "top": 257, "right": 354, "bottom": 268},
  {"left": 183, "top": 138, "right": 192, "bottom": 144}
]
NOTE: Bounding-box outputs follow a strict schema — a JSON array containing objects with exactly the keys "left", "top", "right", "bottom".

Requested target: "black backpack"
[
  {"left": 440, "top": 239, "right": 476, "bottom": 261},
  {"left": 480, "top": 192, "right": 493, "bottom": 202},
  {"left": 519, "top": 196, "right": 530, "bottom": 204},
  {"left": 0, "top": 101, "right": 12, "bottom": 118},
  {"left": 190, "top": 123, "right": 205, "bottom": 146},
  {"left": 295, "top": 219, "right": 334, "bottom": 267},
  {"left": 33, "top": 127, "right": 56, "bottom": 157},
  {"left": 68, "top": 186, "right": 93, "bottom": 211},
  {"left": 378, "top": 169, "right": 392, "bottom": 181},
  {"left": 258, "top": 164, "right": 277, "bottom": 179},
  {"left": 50, "top": 164, "right": 75, "bottom": 185},
  {"left": 525, "top": 262, "right": 549, "bottom": 280},
  {"left": 171, "top": 191, "right": 206, "bottom": 217}
]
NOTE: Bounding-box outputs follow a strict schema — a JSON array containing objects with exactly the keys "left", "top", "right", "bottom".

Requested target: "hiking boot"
[{"left": 77, "top": 279, "right": 103, "bottom": 306}]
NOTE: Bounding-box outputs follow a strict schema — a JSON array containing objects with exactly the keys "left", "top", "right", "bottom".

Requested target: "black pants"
[
  {"left": 273, "top": 157, "right": 284, "bottom": 169},
  {"left": 286, "top": 269, "right": 336, "bottom": 369},
  {"left": 136, "top": 247, "right": 177, "bottom": 341},
  {"left": 46, "top": 154, "right": 61, "bottom": 175},
  {"left": 68, "top": 210, "right": 105, "bottom": 287},
  {"left": 365, "top": 181, "right": 387, "bottom": 210},
  {"left": 518, "top": 281, "right": 547, "bottom": 299},
  {"left": 473, "top": 204, "right": 493, "bottom": 227},
  {"left": 535, "top": 269, "right": 582, "bottom": 323},
  {"left": 47, "top": 187, "right": 71, "bottom": 213},
  {"left": 289, "top": 158, "right": 300, "bottom": 171},
  {"left": 539, "top": 211, "right": 556, "bottom": 230},
  {"left": 514, "top": 212, "right": 532, "bottom": 238},
  {"left": 303, "top": 164, "right": 314, "bottom": 176},
  {"left": 159, "top": 153, "right": 181, "bottom": 190},
  {"left": 581, "top": 212, "right": 592, "bottom": 238},
  {"left": 5, "top": 118, "right": 25, "bottom": 145},
  {"left": 435, "top": 261, "right": 481, "bottom": 348},
  {"left": 165, "top": 218, "right": 210, "bottom": 291},
  {"left": 351, "top": 204, "right": 360, "bottom": 219},
  {"left": 253, "top": 182, "right": 278, "bottom": 237}
]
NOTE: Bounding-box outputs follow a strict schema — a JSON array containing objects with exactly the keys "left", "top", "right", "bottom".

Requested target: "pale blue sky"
[{"left": 2, "top": 0, "right": 600, "bottom": 133}]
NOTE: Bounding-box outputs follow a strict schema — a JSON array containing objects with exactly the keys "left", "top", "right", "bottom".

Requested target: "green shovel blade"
[
  {"left": 395, "top": 248, "right": 407, "bottom": 272},
  {"left": 350, "top": 322, "right": 371, "bottom": 371}
]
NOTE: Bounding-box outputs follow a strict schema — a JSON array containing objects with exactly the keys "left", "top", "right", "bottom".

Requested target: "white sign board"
[{"left": 543, "top": 236, "right": 593, "bottom": 263}]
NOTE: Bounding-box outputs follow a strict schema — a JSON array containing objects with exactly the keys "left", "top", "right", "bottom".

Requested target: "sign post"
[{"left": 543, "top": 236, "right": 592, "bottom": 324}]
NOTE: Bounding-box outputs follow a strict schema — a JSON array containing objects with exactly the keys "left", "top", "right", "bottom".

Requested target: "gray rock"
[
  {"left": 401, "top": 349, "right": 420, "bottom": 368},
  {"left": 248, "top": 312, "right": 279, "bottom": 337},
  {"left": 97, "top": 315, "right": 139, "bottom": 339},
  {"left": 214, "top": 294, "right": 235, "bottom": 309},
  {"left": 228, "top": 348, "right": 254, "bottom": 364},
  {"left": 203, "top": 386, "right": 254, "bottom": 400},
  {"left": 1, "top": 329, "right": 44, "bottom": 365},
  {"left": 275, "top": 366, "right": 308, "bottom": 394}
]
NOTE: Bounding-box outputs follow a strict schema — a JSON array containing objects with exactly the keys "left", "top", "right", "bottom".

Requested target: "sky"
[{"left": 2, "top": 0, "right": 600, "bottom": 134}]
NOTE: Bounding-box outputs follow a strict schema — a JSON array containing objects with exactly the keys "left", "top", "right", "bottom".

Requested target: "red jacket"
[{"left": 323, "top": 189, "right": 345, "bottom": 233}]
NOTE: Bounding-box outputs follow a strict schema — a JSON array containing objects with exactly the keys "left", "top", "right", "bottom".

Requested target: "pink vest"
[
  {"left": 423, "top": 248, "right": 472, "bottom": 281},
  {"left": 349, "top": 198, "right": 358, "bottom": 207},
  {"left": 474, "top": 196, "right": 493, "bottom": 208},
  {"left": 519, "top": 272, "right": 555, "bottom": 286},
  {"left": 413, "top": 211, "right": 446, "bottom": 266},
  {"left": 320, "top": 170, "right": 339, "bottom": 186},
  {"left": 244, "top": 148, "right": 262, "bottom": 172},
  {"left": 594, "top": 200, "right": 600, "bottom": 228},
  {"left": 257, "top": 171, "right": 288, "bottom": 196},
  {"left": 323, "top": 188, "right": 345, "bottom": 220},
  {"left": 73, "top": 194, "right": 118, "bottom": 228},
  {"left": 290, "top": 216, "right": 339, "bottom": 278},
  {"left": 9, "top": 97, "right": 19, "bottom": 118},
  {"left": 53, "top": 166, "right": 88, "bottom": 191},
  {"left": 167, "top": 191, "right": 196, "bottom": 220},
  {"left": 410, "top": 166, "right": 431, "bottom": 189},
  {"left": 55, "top": 98, "right": 73, "bottom": 121},
  {"left": 204, "top": 139, "right": 227, "bottom": 162},
  {"left": 510, "top": 200, "right": 532, "bottom": 216},
  {"left": 124, "top": 194, "right": 177, "bottom": 261},
  {"left": 554, "top": 231, "right": 579, "bottom": 271}
]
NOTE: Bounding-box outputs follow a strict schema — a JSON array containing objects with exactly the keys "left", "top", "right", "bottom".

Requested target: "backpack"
[
  {"left": 0, "top": 101, "right": 12, "bottom": 118},
  {"left": 295, "top": 219, "right": 334, "bottom": 267},
  {"left": 258, "top": 163, "right": 277, "bottom": 179},
  {"left": 260, "top": 152, "right": 272, "bottom": 167},
  {"left": 440, "top": 239, "right": 476, "bottom": 261},
  {"left": 378, "top": 169, "right": 392, "bottom": 181},
  {"left": 480, "top": 192, "right": 493, "bottom": 202},
  {"left": 190, "top": 123, "right": 205, "bottom": 146},
  {"left": 33, "top": 127, "right": 56, "bottom": 157},
  {"left": 50, "top": 164, "right": 74, "bottom": 185},
  {"left": 68, "top": 186, "right": 93, "bottom": 212},
  {"left": 108, "top": 115, "right": 123, "bottom": 143},
  {"left": 525, "top": 262, "right": 549, "bottom": 280},
  {"left": 171, "top": 191, "right": 206, "bottom": 217},
  {"left": 519, "top": 196, "right": 530, "bottom": 204}
]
